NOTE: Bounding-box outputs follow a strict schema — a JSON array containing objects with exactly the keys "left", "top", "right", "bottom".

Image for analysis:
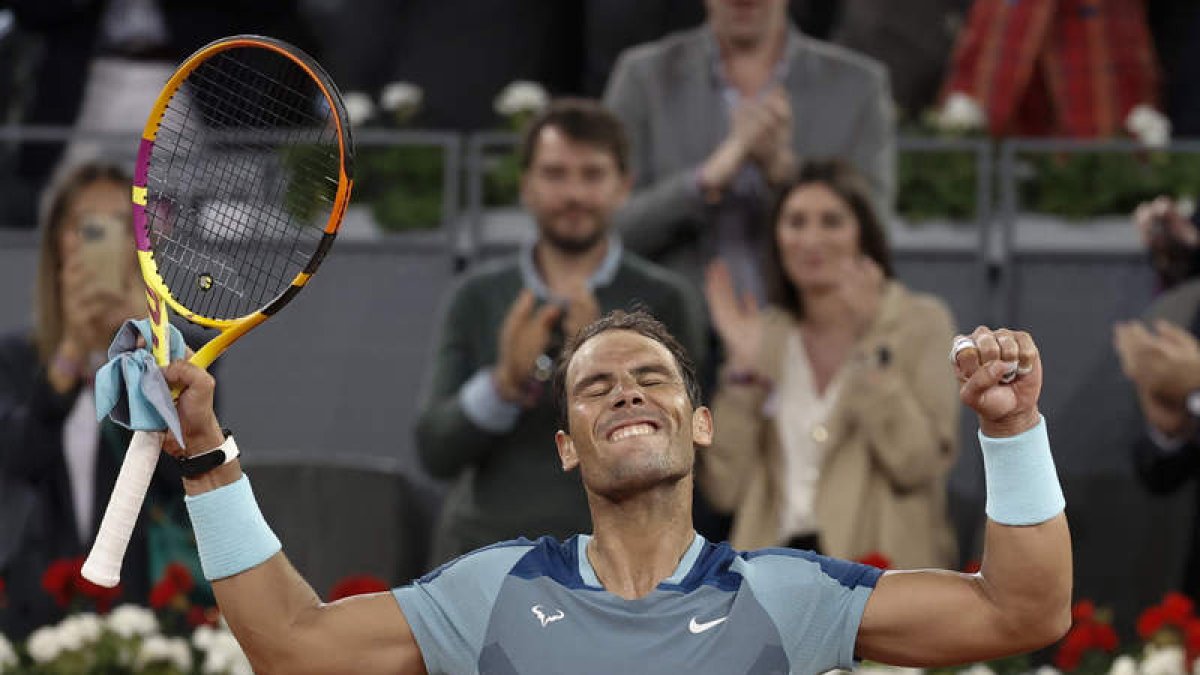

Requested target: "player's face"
[
  {"left": 556, "top": 330, "right": 712, "bottom": 499},
  {"left": 774, "top": 182, "right": 862, "bottom": 293},
  {"left": 706, "top": 0, "right": 787, "bottom": 48},
  {"left": 521, "top": 126, "right": 631, "bottom": 255}
]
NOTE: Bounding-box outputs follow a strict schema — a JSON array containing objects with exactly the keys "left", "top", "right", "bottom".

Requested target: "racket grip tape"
[{"left": 82, "top": 431, "right": 164, "bottom": 587}]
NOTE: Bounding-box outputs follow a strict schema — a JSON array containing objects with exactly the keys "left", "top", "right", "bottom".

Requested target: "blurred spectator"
[
  {"left": 5, "top": 0, "right": 317, "bottom": 228},
  {"left": 937, "top": 0, "right": 1163, "bottom": 139},
  {"left": 0, "top": 161, "right": 197, "bottom": 638},
  {"left": 414, "top": 100, "right": 707, "bottom": 565},
  {"left": 603, "top": 0, "right": 894, "bottom": 302},
  {"left": 830, "top": 0, "right": 965, "bottom": 121},
  {"left": 1146, "top": 0, "right": 1200, "bottom": 137},
  {"left": 581, "top": 0, "right": 704, "bottom": 97},
  {"left": 1115, "top": 283, "right": 1200, "bottom": 603},
  {"left": 1131, "top": 196, "right": 1200, "bottom": 291},
  {"left": 697, "top": 160, "right": 959, "bottom": 569}
]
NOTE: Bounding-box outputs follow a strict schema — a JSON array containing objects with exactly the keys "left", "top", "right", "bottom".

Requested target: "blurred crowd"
[{"left": 4, "top": 0, "right": 1200, "bottom": 651}]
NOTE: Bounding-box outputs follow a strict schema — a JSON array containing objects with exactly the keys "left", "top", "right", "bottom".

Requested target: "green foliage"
[
  {"left": 897, "top": 150, "right": 979, "bottom": 222},
  {"left": 1019, "top": 151, "right": 1200, "bottom": 219},
  {"left": 356, "top": 145, "right": 445, "bottom": 232},
  {"left": 483, "top": 153, "right": 522, "bottom": 207}
]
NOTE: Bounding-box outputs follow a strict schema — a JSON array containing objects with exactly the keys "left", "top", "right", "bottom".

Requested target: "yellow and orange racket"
[{"left": 83, "top": 35, "right": 354, "bottom": 587}]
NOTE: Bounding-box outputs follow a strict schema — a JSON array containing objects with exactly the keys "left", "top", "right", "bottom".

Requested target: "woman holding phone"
[
  {"left": 699, "top": 160, "right": 961, "bottom": 570},
  {"left": 0, "top": 161, "right": 192, "bottom": 638}
]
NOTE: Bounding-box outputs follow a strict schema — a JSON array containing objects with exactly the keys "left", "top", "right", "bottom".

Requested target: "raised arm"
[
  {"left": 162, "top": 361, "right": 426, "bottom": 675},
  {"left": 855, "top": 326, "right": 1072, "bottom": 666}
]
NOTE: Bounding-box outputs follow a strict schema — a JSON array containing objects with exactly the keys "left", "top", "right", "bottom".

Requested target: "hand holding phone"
[{"left": 78, "top": 212, "right": 130, "bottom": 296}]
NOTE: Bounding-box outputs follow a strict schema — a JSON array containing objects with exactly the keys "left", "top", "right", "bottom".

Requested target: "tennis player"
[{"left": 162, "top": 310, "right": 1069, "bottom": 674}]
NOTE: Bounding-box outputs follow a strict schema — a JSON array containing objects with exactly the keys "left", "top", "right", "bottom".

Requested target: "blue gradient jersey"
[{"left": 392, "top": 533, "right": 882, "bottom": 675}]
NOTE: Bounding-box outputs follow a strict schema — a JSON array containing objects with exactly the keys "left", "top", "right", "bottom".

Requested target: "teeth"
[{"left": 610, "top": 423, "right": 656, "bottom": 441}]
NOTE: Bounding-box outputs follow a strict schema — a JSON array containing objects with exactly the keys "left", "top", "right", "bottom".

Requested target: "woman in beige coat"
[{"left": 699, "top": 160, "right": 960, "bottom": 569}]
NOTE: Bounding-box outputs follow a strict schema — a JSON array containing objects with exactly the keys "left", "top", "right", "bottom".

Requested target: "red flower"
[
  {"left": 961, "top": 559, "right": 982, "bottom": 574},
  {"left": 75, "top": 575, "right": 122, "bottom": 614},
  {"left": 187, "top": 605, "right": 219, "bottom": 628},
  {"left": 161, "top": 562, "right": 194, "bottom": 595},
  {"left": 1163, "top": 592, "right": 1195, "bottom": 624},
  {"left": 1072, "top": 600, "right": 1096, "bottom": 623},
  {"left": 328, "top": 574, "right": 390, "bottom": 601},
  {"left": 1054, "top": 625, "right": 1090, "bottom": 671},
  {"left": 1139, "top": 605, "right": 1167, "bottom": 639},
  {"left": 41, "top": 558, "right": 79, "bottom": 608},
  {"left": 855, "top": 552, "right": 892, "bottom": 570},
  {"left": 149, "top": 579, "right": 176, "bottom": 610},
  {"left": 1091, "top": 622, "right": 1119, "bottom": 652}
]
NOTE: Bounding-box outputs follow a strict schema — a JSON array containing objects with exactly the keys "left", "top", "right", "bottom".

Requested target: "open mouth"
[{"left": 606, "top": 420, "right": 661, "bottom": 442}]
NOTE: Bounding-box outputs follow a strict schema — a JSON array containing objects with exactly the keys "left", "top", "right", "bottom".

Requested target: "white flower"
[
  {"left": 1035, "top": 666, "right": 1063, "bottom": 675},
  {"left": 60, "top": 613, "right": 103, "bottom": 645},
  {"left": 1126, "top": 103, "right": 1172, "bottom": 148},
  {"left": 201, "top": 630, "right": 252, "bottom": 675},
  {"left": 936, "top": 92, "right": 986, "bottom": 133},
  {"left": 343, "top": 91, "right": 376, "bottom": 127},
  {"left": 192, "top": 623, "right": 217, "bottom": 651},
  {"left": 1193, "top": 654, "right": 1200, "bottom": 675},
  {"left": 494, "top": 80, "right": 549, "bottom": 117},
  {"left": 1109, "top": 654, "right": 1138, "bottom": 675},
  {"left": 26, "top": 625, "right": 62, "bottom": 664},
  {"left": 1144, "top": 645, "right": 1188, "bottom": 675},
  {"left": 380, "top": 81, "right": 423, "bottom": 123},
  {"left": 137, "top": 635, "right": 193, "bottom": 671},
  {"left": 959, "top": 664, "right": 996, "bottom": 675},
  {"left": 106, "top": 604, "right": 159, "bottom": 638},
  {"left": 0, "top": 632, "right": 18, "bottom": 670}
]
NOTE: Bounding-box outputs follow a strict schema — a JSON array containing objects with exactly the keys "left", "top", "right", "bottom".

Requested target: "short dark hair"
[
  {"left": 518, "top": 98, "right": 630, "bottom": 174},
  {"left": 554, "top": 309, "right": 701, "bottom": 426},
  {"left": 764, "top": 159, "right": 895, "bottom": 319}
]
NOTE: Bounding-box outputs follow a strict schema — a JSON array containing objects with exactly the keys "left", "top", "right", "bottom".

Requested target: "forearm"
[
  {"left": 613, "top": 170, "right": 707, "bottom": 256},
  {"left": 414, "top": 386, "right": 515, "bottom": 479},
  {"left": 848, "top": 368, "right": 957, "bottom": 489}
]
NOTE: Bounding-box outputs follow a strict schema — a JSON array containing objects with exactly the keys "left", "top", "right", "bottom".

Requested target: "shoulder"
[
  {"left": 791, "top": 32, "right": 887, "bottom": 88},
  {"left": 733, "top": 547, "right": 884, "bottom": 592},
  {"left": 414, "top": 537, "right": 543, "bottom": 587},
  {"left": 0, "top": 330, "right": 38, "bottom": 373},
  {"left": 617, "top": 251, "right": 693, "bottom": 291},
  {"left": 880, "top": 282, "right": 954, "bottom": 329},
  {"left": 444, "top": 258, "right": 521, "bottom": 304},
  {"left": 612, "top": 26, "right": 706, "bottom": 77}
]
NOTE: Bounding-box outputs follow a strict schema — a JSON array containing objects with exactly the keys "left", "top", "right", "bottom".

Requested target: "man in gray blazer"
[{"left": 603, "top": 0, "right": 894, "bottom": 300}]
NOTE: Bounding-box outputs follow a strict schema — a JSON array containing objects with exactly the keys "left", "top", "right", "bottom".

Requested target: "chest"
[{"left": 477, "top": 578, "right": 789, "bottom": 675}]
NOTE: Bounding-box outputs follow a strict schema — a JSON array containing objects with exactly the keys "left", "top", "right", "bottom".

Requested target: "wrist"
[
  {"left": 979, "top": 408, "right": 1042, "bottom": 439},
  {"left": 492, "top": 367, "right": 525, "bottom": 403},
  {"left": 183, "top": 462, "right": 243, "bottom": 495}
]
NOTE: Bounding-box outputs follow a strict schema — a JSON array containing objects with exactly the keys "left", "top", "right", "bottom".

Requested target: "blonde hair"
[{"left": 33, "top": 161, "right": 131, "bottom": 364}]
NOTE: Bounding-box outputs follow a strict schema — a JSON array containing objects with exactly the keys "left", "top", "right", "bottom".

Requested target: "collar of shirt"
[
  {"left": 518, "top": 235, "right": 624, "bottom": 302},
  {"left": 703, "top": 24, "right": 797, "bottom": 108}
]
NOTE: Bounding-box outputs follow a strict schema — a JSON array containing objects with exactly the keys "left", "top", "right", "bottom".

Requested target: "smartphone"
[{"left": 77, "top": 212, "right": 129, "bottom": 295}]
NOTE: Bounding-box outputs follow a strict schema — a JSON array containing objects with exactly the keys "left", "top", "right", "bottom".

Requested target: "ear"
[
  {"left": 691, "top": 406, "right": 713, "bottom": 448},
  {"left": 555, "top": 430, "right": 579, "bottom": 472}
]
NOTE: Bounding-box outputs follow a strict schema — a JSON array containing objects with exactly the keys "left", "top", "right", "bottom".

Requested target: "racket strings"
[{"left": 145, "top": 46, "right": 341, "bottom": 320}]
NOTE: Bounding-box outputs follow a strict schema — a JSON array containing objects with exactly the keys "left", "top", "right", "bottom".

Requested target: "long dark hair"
[{"left": 764, "top": 159, "right": 894, "bottom": 319}]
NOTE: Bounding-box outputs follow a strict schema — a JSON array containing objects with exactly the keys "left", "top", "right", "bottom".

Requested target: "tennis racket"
[{"left": 82, "top": 35, "right": 354, "bottom": 587}]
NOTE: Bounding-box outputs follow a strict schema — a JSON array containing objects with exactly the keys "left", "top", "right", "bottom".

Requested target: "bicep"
[
  {"left": 856, "top": 570, "right": 1021, "bottom": 667},
  {"left": 297, "top": 592, "right": 427, "bottom": 675}
]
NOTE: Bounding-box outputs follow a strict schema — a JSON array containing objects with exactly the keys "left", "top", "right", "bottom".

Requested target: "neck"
[
  {"left": 716, "top": 22, "right": 786, "bottom": 94},
  {"left": 585, "top": 478, "right": 695, "bottom": 599},
  {"left": 534, "top": 238, "right": 609, "bottom": 296}
]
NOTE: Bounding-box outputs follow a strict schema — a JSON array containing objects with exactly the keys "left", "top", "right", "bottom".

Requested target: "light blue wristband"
[
  {"left": 979, "top": 416, "right": 1065, "bottom": 525},
  {"left": 185, "top": 475, "right": 281, "bottom": 581}
]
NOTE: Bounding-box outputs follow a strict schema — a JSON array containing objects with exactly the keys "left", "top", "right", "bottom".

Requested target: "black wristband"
[{"left": 177, "top": 429, "right": 238, "bottom": 478}]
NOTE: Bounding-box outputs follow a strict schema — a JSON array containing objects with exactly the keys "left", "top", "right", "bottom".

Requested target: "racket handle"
[{"left": 82, "top": 431, "right": 163, "bottom": 587}]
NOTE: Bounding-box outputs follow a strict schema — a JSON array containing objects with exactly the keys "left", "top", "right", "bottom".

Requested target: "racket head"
[{"left": 132, "top": 34, "right": 354, "bottom": 367}]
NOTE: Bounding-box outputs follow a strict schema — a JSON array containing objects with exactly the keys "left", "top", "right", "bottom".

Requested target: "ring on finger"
[{"left": 949, "top": 336, "right": 977, "bottom": 366}]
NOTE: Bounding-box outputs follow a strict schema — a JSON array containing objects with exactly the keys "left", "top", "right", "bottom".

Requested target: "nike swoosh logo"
[{"left": 688, "top": 616, "right": 728, "bottom": 634}]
